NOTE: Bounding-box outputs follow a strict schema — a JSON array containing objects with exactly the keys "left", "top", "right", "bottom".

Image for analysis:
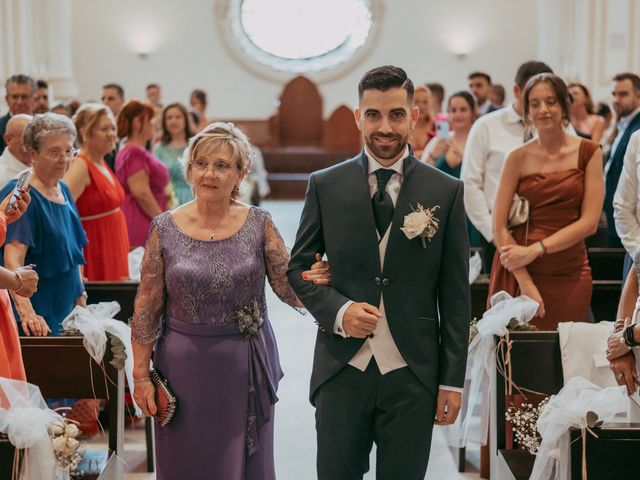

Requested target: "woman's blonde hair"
[
  {"left": 183, "top": 122, "right": 253, "bottom": 199},
  {"left": 72, "top": 103, "right": 115, "bottom": 147}
]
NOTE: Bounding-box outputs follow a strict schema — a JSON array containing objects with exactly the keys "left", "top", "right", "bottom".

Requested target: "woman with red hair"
[{"left": 115, "top": 100, "right": 169, "bottom": 248}]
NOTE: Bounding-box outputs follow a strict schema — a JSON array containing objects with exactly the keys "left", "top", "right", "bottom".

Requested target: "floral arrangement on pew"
[
  {"left": 505, "top": 396, "right": 549, "bottom": 454},
  {"left": 48, "top": 417, "right": 82, "bottom": 472}
]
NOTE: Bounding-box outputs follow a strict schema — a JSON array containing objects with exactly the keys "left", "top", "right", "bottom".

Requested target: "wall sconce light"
[{"left": 129, "top": 26, "right": 159, "bottom": 60}]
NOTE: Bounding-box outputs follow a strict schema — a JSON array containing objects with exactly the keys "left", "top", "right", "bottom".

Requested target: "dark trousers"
[{"left": 314, "top": 360, "right": 436, "bottom": 480}]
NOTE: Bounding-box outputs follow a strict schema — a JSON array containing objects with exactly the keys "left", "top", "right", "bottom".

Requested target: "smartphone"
[
  {"left": 6, "top": 168, "right": 32, "bottom": 215},
  {"left": 435, "top": 113, "right": 450, "bottom": 139}
]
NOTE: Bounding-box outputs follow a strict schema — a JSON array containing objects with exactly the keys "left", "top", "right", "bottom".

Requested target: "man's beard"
[{"left": 364, "top": 133, "right": 408, "bottom": 160}]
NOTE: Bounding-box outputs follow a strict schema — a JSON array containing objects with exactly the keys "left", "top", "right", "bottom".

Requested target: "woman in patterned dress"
[{"left": 131, "top": 122, "right": 329, "bottom": 479}]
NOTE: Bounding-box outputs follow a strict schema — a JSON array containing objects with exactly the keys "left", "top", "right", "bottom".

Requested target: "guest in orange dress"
[
  {"left": 489, "top": 74, "right": 604, "bottom": 330},
  {"left": 65, "top": 103, "right": 129, "bottom": 281},
  {"left": 0, "top": 190, "right": 38, "bottom": 379}
]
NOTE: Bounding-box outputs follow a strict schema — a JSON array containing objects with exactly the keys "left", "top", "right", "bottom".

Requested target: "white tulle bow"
[
  {"left": 530, "top": 376, "right": 628, "bottom": 480},
  {"left": 61, "top": 302, "right": 142, "bottom": 416},
  {"left": 444, "top": 291, "right": 539, "bottom": 448}
]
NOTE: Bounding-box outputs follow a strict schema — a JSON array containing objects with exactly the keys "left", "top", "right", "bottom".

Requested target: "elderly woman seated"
[{"left": 1, "top": 113, "right": 87, "bottom": 336}]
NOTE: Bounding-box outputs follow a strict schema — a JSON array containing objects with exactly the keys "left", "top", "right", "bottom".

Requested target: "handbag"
[
  {"left": 508, "top": 193, "right": 529, "bottom": 228},
  {"left": 150, "top": 369, "right": 178, "bottom": 427}
]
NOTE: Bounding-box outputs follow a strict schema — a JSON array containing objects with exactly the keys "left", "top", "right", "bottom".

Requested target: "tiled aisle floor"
[{"left": 89, "top": 200, "right": 481, "bottom": 479}]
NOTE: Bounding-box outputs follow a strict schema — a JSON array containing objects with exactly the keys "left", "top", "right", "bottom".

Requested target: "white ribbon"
[
  {"left": 468, "top": 251, "right": 482, "bottom": 285},
  {"left": 444, "top": 291, "right": 539, "bottom": 448},
  {"left": 530, "top": 376, "right": 628, "bottom": 480},
  {"left": 0, "top": 378, "right": 67, "bottom": 479},
  {"left": 61, "top": 302, "right": 142, "bottom": 416}
]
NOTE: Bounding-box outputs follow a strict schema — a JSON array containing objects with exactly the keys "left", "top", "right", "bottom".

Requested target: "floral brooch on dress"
[
  {"left": 236, "top": 299, "right": 264, "bottom": 340},
  {"left": 400, "top": 203, "right": 440, "bottom": 248}
]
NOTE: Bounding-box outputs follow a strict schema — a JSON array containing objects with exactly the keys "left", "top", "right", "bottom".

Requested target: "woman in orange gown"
[
  {"left": 65, "top": 103, "right": 129, "bottom": 281},
  {"left": 488, "top": 74, "right": 604, "bottom": 330},
  {"left": 0, "top": 190, "right": 38, "bottom": 379}
]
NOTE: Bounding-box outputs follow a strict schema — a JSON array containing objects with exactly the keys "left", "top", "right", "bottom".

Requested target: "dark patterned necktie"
[{"left": 372, "top": 168, "right": 395, "bottom": 236}]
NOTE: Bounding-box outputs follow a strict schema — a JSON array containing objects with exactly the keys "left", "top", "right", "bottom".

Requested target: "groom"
[{"left": 288, "top": 66, "right": 470, "bottom": 479}]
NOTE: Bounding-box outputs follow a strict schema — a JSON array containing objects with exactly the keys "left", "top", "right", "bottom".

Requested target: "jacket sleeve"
[
  {"left": 437, "top": 181, "right": 471, "bottom": 388},
  {"left": 287, "top": 173, "right": 350, "bottom": 332}
]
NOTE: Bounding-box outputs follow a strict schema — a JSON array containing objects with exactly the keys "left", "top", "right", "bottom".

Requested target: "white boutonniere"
[{"left": 400, "top": 203, "right": 440, "bottom": 248}]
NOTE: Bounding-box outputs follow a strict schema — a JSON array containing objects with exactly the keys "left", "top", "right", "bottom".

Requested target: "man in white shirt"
[
  {"left": 606, "top": 73, "right": 640, "bottom": 254},
  {"left": 0, "top": 114, "right": 32, "bottom": 187},
  {"left": 461, "top": 61, "right": 553, "bottom": 271},
  {"left": 288, "top": 66, "right": 470, "bottom": 480}
]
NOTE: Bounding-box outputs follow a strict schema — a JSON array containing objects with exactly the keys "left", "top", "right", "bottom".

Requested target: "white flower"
[
  {"left": 401, "top": 211, "right": 429, "bottom": 239},
  {"left": 48, "top": 420, "right": 65, "bottom": 436},
  {"left": 400, "top": 203, "right": 440, "bottom": 248},
  {"left": 64, "top": 423, "right": 79, "bottom": 437},
  {"left": 66, "top": 437, "right": 80, "bottom": 451},
  {"left": 52, "top": 435, "right": 67, "bottom": 453}
]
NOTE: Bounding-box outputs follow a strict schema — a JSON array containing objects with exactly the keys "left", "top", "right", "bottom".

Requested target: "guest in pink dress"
[{"left": 115, "top": 100, "right": 169, "bottom": 248}]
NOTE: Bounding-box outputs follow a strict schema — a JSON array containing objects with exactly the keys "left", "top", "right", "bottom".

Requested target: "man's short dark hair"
[
  {"left": 358, "top": 66, "right": 414, "bottom": 102},
  {"left": 468, "top": 72, "right": 492, "bottom": 84},
  {"left": 426, "top": 82, "right": 445, "bottom": 104},
  {"left": 4, "top": 74, "right": 36, "bottom": 93},
  {"left": 36, "top": 79, "right": 48, "bottom": 90},
  {"left": 613, "top": 73, "right": 640, "bottom": 92},
  {"left": 146, "top": 83, "right": 160, "bottom": 91},
  {"left": 514, "top": 61, "right": 553, "bottom": 89},
  {"left": 102, "top": 83, "right": 124, "bottom": 99}
]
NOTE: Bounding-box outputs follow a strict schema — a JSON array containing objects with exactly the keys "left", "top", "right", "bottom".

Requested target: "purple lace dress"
[{"left": 131, "top": 207, "right": 301, "bottom": 480}]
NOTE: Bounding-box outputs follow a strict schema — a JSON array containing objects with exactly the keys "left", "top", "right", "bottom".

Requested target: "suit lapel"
[{"left": 382, "top": 155, "right": 417, "bottom": 271}]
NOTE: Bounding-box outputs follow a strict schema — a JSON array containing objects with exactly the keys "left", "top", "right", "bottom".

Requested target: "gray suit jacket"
[{"left": 287, "top": 152, "right": 471, "bottom": 403}]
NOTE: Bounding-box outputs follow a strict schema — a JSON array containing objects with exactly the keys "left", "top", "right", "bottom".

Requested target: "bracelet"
[
  {"left": 538, "top": 240, "right": 547, "bottom": 256},
  {"left": 11, "top": 271, "right": 23, "bottom": 292}
]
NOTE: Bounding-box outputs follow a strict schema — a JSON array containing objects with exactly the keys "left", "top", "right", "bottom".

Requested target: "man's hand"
[
  {"left": 434, "top": 389, "right": 462, "bottom": 425},
  {"left": 610, "top": 351, "right": 638, "bottom": 396},
  {"left": 607, "top": 317, "right": 632, "bottom": 361},
  {"left": 343, "top": 302, "right": 381, "bottom": 338}
]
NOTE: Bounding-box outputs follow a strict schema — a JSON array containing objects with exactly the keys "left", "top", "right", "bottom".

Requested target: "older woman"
[
  {"left": 489, "top": 74, "right": 604, "bottom": 329},
  {"left": 153, "top": 103, "right": 194, "bottom": 205},
  {"left": 131, "top": 123, "right": 328, "bottom": 479},
  {"left": 115, "top": 100, "right": 169, "bottom": 248},
  {"left": 2, "top": 113, "right": 87, "bottom": 336},
  {"left": 64, "top": 103, "right": 129, "bottom": 280},
  {"left": 410, "top": 85, "right": 435, "bottom": 159},
  {"left": 569, "top": 82, "right": 605, "bottom": 144}
]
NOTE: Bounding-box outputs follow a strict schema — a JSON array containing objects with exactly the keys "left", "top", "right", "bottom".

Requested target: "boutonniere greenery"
[{"left": 400, "top": 203, "right": 440, "bottom": 248}]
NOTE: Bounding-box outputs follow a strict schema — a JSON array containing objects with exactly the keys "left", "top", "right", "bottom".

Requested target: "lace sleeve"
[
  {"left": 263, "top": 211, "right": 304, "bottom": 311},
  {"left": 131, "top": 222, "right": 166, "bottom": 344}
]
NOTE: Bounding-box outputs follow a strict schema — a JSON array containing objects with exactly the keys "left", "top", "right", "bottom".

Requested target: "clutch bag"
[
  {"left": 508, "top": 193, "right": 529, "bottom": 228},
  {"left": 150, "top": 369, "right": 178, "bottom": 427}
]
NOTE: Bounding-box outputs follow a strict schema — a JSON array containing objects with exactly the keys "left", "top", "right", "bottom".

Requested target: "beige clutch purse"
[{"left": 508, "top": 193, "right": 529, "bottom": 228}]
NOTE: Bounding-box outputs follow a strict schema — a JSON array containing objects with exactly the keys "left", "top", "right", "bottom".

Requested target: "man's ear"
[
  {"left": 354, "top": 107, "right": 362, "bottom": 131},
  {"left": 411, "top": 105, "right": 420, "bottom": 124}
]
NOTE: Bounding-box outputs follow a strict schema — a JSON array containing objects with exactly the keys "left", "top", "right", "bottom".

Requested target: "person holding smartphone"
[{"left": 421, "top": 91, "right": 477, "bottom": 177}]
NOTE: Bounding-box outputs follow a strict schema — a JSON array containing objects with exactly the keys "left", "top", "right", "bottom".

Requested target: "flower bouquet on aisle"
[{"left": 0, "top": 378, "right": 84, "bottom": 480}]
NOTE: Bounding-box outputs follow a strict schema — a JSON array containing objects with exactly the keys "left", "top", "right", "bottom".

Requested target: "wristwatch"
[{"left": 623, "top": 324, "right": 640, "bottom": 347}]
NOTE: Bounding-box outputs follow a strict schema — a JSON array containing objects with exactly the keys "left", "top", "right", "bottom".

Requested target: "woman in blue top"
[{"left": 2, "top": 113, "right": 87, "bottom": 336}]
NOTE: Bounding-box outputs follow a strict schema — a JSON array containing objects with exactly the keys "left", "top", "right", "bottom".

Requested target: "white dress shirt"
[
  {"left": 0, "top": 148, "right": 29, "bottom": 188},
  {"left": 460, "top": 103, "right": 524, "bottom": 242},
  {"left": 333, "top": 146, "right": 462, "bottom": 393},
  {"left": 613, "top": 130, "right": 640, "bottom": 256},
  {"left": 477, "top": 100, "right": 492, "bottom": 116}
]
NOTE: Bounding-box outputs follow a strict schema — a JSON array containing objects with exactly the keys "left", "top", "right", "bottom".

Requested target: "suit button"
[
  {"left": 368, "top": 333, "right": 375, "bottom": 338},
  {"left": 382, "top": 278, "right": 390, "bottom": 286},
  {"left": 374, "top": 277, "right": 382, "bottom": 286}
]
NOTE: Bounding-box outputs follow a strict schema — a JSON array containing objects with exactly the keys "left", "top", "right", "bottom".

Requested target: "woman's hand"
[
  {"left": 12, "top": 266, "right": 38, "bottom": 297},
  {"left": 610, "top": 351, "right": 638, "bottom": 396},
  {"left": 429, "top": 138, "right": 449, "bottom": 159},
  {"left": 2, "top": 190, "right": 31, "bottom": 224},
  {"left": 133, "top": 378, "right": 157, "bottom": 417},
  {"left": 302, "top": 253, "right": 331, "bottom": 286},
  {"left": 499, "top": 244, "right": 541, "bottom": 271},
  {"left": 607, "top": 317, "right": 633, "bottom": 360},
  {"left": 518, "top": 280, "right": 546, "bottom": 318},
  {"left": 75, "top": 294, "right": 88, "bottom": 308},
  {"left": 21, "top": 312, "right": 51, "bottom": 336}
]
